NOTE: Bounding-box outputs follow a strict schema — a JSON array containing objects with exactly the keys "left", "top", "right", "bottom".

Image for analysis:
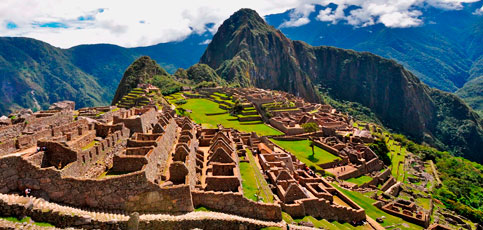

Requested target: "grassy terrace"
[
  {"left": 345, "top": 175, "right": 373, "bottom": 186},
  {"left": 239, "top": 150, "right": 274, "bottom": 203},
  {"left": 177, "top": 98, "right": 282, "bottom": 136},
  {"left": 165, "top": 92, "right": 184, "bottom": 104},
  {"left": 270, "top": 139, "right": 341, "bottom": 171},
  {"left": 332, "top": 183, "right": 423, "bottom": 230},
  {"left": 386, "top": 137, "right": 407, "bottom": 182}
]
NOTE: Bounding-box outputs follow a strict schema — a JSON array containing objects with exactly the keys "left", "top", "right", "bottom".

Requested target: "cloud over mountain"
[{"left": 0, "top": 0, "right": 480, "bottom": 48}]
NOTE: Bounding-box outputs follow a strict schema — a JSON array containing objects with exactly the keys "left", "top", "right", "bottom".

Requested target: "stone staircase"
[
  {"left": 0, "top": 193, "right": 311, "bottom": 229},
  {"left": 0, "top": 193, "right": 128, "bottom": 223}
]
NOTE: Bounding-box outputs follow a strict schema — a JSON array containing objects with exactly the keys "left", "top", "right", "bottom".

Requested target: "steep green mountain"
[
  {"left": 175, "top": 64, "right": 227, "bottom": 86},
  {"left": 200, "top": 9, "right": 320, "bottom": 102},
  {"left": 0, "top": 35, "right": 208, "bottom": 115},
  {"left": 200, "top": 9, "right": 483, "bottom": 163},
  {"left": 266, "top": 3, "right": 483, "bottom": 93},
  {"left": 111, "top": 56, "right": 169, "bottom": 104},
  {"left": 457, "top": 76, "right": 483, "bottom": 117},
  {"left": 0, "top": 37, "right": 105, "bottom": 112}
]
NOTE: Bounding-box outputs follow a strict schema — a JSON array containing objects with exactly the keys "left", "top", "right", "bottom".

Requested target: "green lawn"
[
  {"left": 239, "top": 150, "right": 274, "bottom": 203},
  {"left": 178, "top": 98, "right": 282, "bottom": 136},
  {"left": 346, "top": 175, "right": 373, "bottom": 186},
  {"left": 332, "top": 184, "right": 423, "bottom": 230},
  {"left": 291, "top": 215, "right": 370, "bottom": 230},
  {"left": 0, "top": 216, "right": 54, "bottom": 227},
  {"left": 270, "top": 139, "right": 341, "bottom": 171}
]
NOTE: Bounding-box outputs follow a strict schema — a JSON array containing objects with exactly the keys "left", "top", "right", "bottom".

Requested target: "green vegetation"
[
  {"left": 270, "top": 139, "right": 340, "bottom": 171},
  {"left": 287, "top": 214, "right": 370, "bottom": 230},
  {"left": 320, "top": 91, "right": 382, "bottom": 125},
  {"left": 345, "top": 175, "right": 373, "bottom": 186},
  {"left": 175, "top": 98, "right": 282, "bottom": 136},
  {"left": 393, "top": 133, "right": 483, "bottom": 223},
  {"left": 301, "top": 122, "right": 318, "bottom": 133},
  {"left": 194, "top": 206, "right": 212, "bottom": 212},
  {"left": 0, "top": 216, "right": 54, "bottom": 227},
  {"left": 384, "top": 137, "right": 407, "bottom": 181},
  {"left": 174, "top": 99, "right": 187, "bottom": 105},
  {"left": 367, "top": 139, "right": 391, "bottom": 166},
  {"left": 81, "top": 140, "right": 97, "bottom": 151},
  {"left": 239, "top": 150, "right": 274, "bottom": 202},
  {"left": 332, "top": 184, "right": 423, "bottom": 230},
  {"left": 456, "top": 76, "right": 483, "bottom": 116},
  {"left": 149, "top": 74, "right": 183, "bottom": 95},
  {"left": 183, "top": 64, "right": 228, "bottom": 86}
]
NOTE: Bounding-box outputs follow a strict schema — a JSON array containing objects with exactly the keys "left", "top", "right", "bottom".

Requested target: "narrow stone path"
[{"left": 0, "top": 193, "right": 299, "bottom": 229}]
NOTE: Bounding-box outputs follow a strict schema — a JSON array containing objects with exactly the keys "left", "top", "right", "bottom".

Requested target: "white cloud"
[
  {"left": 475, "top": 5, "right": 483, "bottom": 14},
  {"left": 280, "top": 4, "right": 316, "bottom": 27},
  {"left": 0, "top": 0, "right": 480, "bottom": 48},
  {"left": 314, "top": 0, "right": 479, "bottom": 28}
]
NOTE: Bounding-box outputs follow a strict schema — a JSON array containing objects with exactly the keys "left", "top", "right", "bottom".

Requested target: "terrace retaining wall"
[{"left": 191, "top": 190, "right": 282, "bottom": 221}]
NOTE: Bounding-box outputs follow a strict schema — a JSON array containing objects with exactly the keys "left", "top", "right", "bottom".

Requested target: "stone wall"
[
  {"left": 0, "top": 194, "right": 282, "bottom": 230},
  {"left": 0, "top": 155, "right": 193, "bottom": 213},
  {"left": 313, "top": 140, "right": 340, "bottom": 156},
  {"left": 0, "top": 112, "right": 74, "bottom": 156},
  {"left": 282, "top": 197, "right": 366, "bottom": 223},
  {"left": 144, "top": 117, "right": 178, "bottom": 183},
  {"left": 191, "top": 190, "right": 282, "bottom": 221},
  {"left": 112, "top": 155, "right": 148, "bottom": 172},
  {"left": 114, "top": 108, "right": 158, "bottom": 134}
]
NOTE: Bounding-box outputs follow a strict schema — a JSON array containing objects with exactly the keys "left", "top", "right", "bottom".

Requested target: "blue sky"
[{"left": 0, "top": 0, "right": 481, "bottom": 48}]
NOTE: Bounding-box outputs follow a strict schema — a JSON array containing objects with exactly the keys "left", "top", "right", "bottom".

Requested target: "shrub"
[
  {"left": 367, "top": 139, "right": 391, "bottom": 166},
  {"left": 302, "top": 122, "right": 318, "bottom": 133},
  {"left": 175, "top": 99, "right": 187, "bottom": 105}
]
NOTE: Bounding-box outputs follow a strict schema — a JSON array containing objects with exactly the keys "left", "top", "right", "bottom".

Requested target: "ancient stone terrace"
[
  {"left": 379, "top": 199, "right": 430, "bottom": 227},
  {"left": 0, "top": 108, "right": 75, "bottom": 157},
  {"left": 0, "top": 106, "right": 199, "bottom": 213},
  {"left": 255, "top": 142, "right": 366, "bottom": 222},
  {"left": 113, "top": 106, "right": 158, "bottom": 134},
  {"left": 197, "top": 129, "right": 242, "bottom": 192},
  {"left": 0, "top": 94, "right": 381, "bottom": 227}
]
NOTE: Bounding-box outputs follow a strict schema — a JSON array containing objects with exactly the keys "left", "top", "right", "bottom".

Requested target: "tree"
[
  {"left": 302, "top": 122, "right": 318, "bottom": 133},
  {"left": 310, "top": 141, "right": 315, "bottom": 157},
  {"left": 177, "top": 107, "right": 186, "bottom": 116},
  {"left": 230, "top": 100, "right": 244, "bottom": 115},
  {"left": 367, "top": 139, "right": 391, "bottom": 166}
]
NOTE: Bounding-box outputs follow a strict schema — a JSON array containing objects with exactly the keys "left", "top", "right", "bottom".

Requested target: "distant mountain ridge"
[
  {"left": 1, "top": 3, "right": 482, "bottom": 115},
  {"left": 0, "top": 34, "right": 209, "bottom": 115},
  {"left": 200, "top": 8, "right": 483, "bottom": 163},
  {"left": 266, "top": 3, "right": 483, "bottom": 91}
]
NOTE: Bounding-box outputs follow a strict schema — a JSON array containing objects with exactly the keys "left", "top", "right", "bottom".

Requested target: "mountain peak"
[
  {"left": 111, "top": 56, "right": 168, "bottom": 105},
  {"left": 220, "top": 8, "right": 270, "bottom": 33}
]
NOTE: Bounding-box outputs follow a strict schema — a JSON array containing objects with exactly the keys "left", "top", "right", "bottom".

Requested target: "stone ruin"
[
  {"left": 0, "top": 88, "right": 389, "bottom": 228},
  {"left": 255, "top": 142, "right": 366, "bottom": 222}
]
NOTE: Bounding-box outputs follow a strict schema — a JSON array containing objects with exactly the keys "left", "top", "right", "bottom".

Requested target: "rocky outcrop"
[
  {"left": 200, "top": 9, "right": 320, "bottom": 102},
  {"left": 111, "top": 56, "right": 169, "bottom": 105},
  {"left": 200, "top": 9, "right": 483, "bottom": 163}
]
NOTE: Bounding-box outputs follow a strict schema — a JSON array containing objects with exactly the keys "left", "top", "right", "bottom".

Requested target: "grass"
[
  {"left": 177, "top": 99, "right": 282, "bottom": 136},
  {"left": 97, "top": 170, "right": 132, "bottom": 179},
  {"left": 292, "top": 215, "right": 370, "bottom": 230},
  {"left": 194, "top": 206, "right": 212, "bottom": 212},
  {"left": 0, "top": 216, "right": 54, "bottom": 227},
  {"left": 346, "top": 175, "right": 373, "bottom": 186},
  {"left": 239, "top": 150, "right": 274, "bottom": 203},
  {"left": 81, "top": 140, "right": 97, "bottom": 151},
  {"left": 332, "top": 183, "right": 423, "bottom": 230},
  {"left": 270, "top": 139, "right": 341, "bottom": 171},
  {"left": 385, "top": 136, "right": 406, "bottom": 182}
]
